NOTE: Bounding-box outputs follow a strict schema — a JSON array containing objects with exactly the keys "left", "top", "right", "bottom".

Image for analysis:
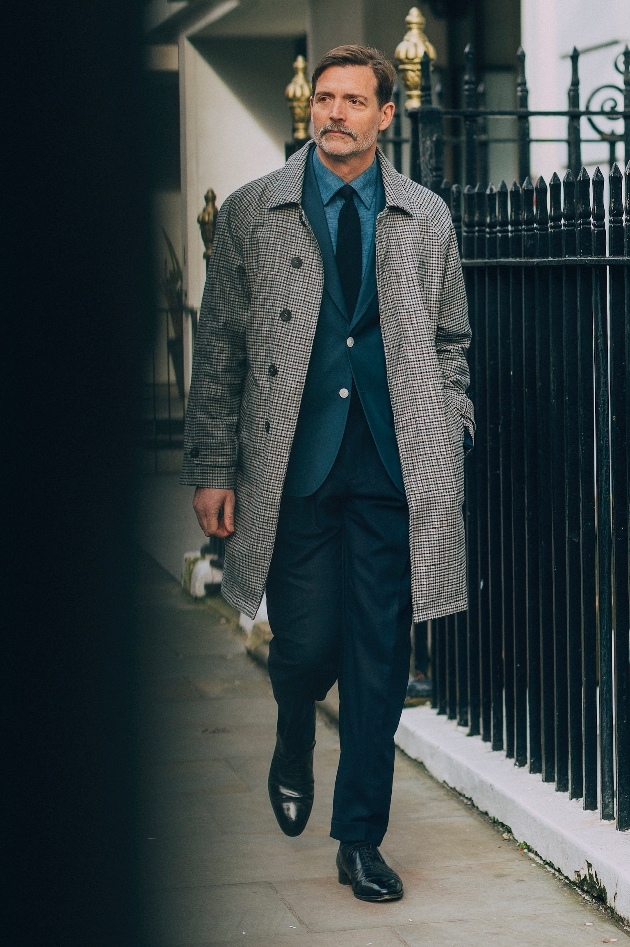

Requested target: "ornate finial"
[
  {"left": 395, "top": 7, "right": 436, "bottom": 110},
  {"left": 285, "top": 55, "right": 312, "bottom": 141},
  {"left": 197, "top": 189, "right": 218, "bottom": 261}
]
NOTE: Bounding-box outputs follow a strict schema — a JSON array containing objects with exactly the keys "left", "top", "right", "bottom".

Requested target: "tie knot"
[{"left": 338, "top": 184, "right": 356, "bottom": 203}]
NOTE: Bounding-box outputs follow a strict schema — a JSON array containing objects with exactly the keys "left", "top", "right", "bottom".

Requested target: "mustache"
[{"left": 317, "top": 122, "right": 357, "bottom": 141}]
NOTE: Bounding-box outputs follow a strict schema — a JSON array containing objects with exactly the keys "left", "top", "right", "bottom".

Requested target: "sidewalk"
[{"left": 135, "top": 552, "right": 630, "bottom": 947}]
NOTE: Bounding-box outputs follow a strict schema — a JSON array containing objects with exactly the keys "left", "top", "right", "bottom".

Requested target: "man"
[{"left": 182, "top": 45, "right": 474, "bottom": 902}]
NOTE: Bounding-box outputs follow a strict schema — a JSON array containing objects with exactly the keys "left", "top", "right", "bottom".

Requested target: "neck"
[{"left": 315, "top": 143, "right": 377, "bottom": 183}]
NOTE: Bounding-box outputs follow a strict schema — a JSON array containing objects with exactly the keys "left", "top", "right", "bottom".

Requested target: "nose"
[{"left": 328, "top": 96, "right": 347, "bottom": 121}]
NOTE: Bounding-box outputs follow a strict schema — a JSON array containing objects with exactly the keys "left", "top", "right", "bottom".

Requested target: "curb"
[{"left": 396, "top": 704, "right": 630, "bottom": 926}]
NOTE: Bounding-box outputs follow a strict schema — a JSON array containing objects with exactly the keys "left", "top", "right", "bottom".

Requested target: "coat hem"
[
  {"left": 220, "top": 578, "right": 264, "bottom": 621},
  {"left": 412, "top": 596, "right": 468, "bottom": 623}
]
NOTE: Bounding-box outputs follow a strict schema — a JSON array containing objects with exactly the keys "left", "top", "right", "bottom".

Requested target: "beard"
[{"left": 315, "top": 120, "right": 380, "bottom": 159}]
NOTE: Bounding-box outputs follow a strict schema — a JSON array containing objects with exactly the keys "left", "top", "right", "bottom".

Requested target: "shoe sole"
[{"left": 338, "top": 869, "right": 403, "bottom": 901}]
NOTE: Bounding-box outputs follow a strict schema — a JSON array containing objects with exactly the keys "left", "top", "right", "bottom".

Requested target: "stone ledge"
[{"left": 395, "top": 704, "right": 630, "bottom": 925}]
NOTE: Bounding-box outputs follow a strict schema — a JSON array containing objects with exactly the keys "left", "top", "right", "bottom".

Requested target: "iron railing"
[
  {"left": 380, "top": 44, "right": 630, "bottom": 188},
  {"left": 429, "top": 162, "right": 630, "bottom": 832}
]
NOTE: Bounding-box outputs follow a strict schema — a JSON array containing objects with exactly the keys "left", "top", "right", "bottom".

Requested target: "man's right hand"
[{"left": 193, "top": 487, "right": 235, "bottom": 538}]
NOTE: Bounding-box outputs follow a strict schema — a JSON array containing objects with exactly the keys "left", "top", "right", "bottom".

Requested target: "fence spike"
[
  {"left": 608, "top": 164, "right": 623, "bottom": 256},
  {"left": 497, "top": 182, "right": 509, "bottom": 258},
  {"left": 486, "top": 183, "right": 498, "bottom": 260},
  {"left": 535, "top": 176, "right": 549, "bottom": 258},
  {"left": 549, "top": 172, "right": 562, "bottom": 258},
  {"left": 576, "top": 167, "right": 592, "bottom": 257},
  {"left": 562, "top": 169, "right": 577, "bottom": 257},
  {"left": 592, "top": 168, "right": 606, "bottom": 256},
  {"left": 522, "top": 177, "right": 535, "bottom": 257},
  {"left": 509, "top": 181, "right": 523, "bottom": 258}
]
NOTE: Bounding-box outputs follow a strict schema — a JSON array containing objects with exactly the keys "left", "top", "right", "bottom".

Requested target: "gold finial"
[
  {"left": 285, "top": 55, "right": 312, "bottom": 141},
  {"left": 395, "top": 7, "right": 436, "bottom": 110},
  {"left": 197, "top": 189, "right": 218, "bottom": 261}
]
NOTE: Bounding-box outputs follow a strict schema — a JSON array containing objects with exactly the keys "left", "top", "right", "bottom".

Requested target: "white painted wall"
[
  {"left": 179, "top": 35, "right": 293, "bottom": 310},
  {"left": 522, "top": 0, "right": 629, "bottom": 182}
]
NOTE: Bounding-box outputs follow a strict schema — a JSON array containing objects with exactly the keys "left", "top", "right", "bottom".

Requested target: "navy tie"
[{"left": 336, "top": 184, "right": 362, "bottom": 318}]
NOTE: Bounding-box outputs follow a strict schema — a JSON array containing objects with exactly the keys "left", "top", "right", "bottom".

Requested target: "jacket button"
[
  {"left": 290, "top": 256, "right": 303, "bottom": 268},
  {"left": 346, "top": 336, "right": 354, "bottom": 347},
  {"left": 339, "top": 388, "right": 349, "bottom": 399},
  {"left": 279, "top": 308, "right": 292, "bottom": 322},
  {"left": 268, "top": 364, "right": 278, "bottom": 377},
  {"left": 189, "top": 446, "right": 200, "bottom": 458},
  {"left": 265, "top": 420, "right": 270, "bottom": 433}
]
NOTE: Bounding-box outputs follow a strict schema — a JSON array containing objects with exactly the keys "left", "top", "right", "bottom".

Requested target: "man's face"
[{"left": 310, "top": 65, "right": 393, "bottom": 161}]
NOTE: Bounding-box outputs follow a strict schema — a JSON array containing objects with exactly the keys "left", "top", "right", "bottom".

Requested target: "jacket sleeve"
[
  {"left": 436, "top": 222, "right": 475, "bottom": 443},
  {"left": 180, "top": 196, "right": 248, "bottom": 488}
]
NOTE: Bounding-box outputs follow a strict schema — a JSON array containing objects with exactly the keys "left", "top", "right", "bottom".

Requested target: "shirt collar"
[{"left": 312, "top": 146, "right": 378, "bottom": 210}]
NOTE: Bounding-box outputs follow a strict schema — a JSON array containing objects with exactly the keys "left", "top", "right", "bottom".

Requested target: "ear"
[{"left": 378, "top": 101, "right": 395, "bottom": 133}]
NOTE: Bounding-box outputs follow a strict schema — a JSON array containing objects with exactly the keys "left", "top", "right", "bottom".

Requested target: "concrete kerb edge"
[{"left": 396, "top": 704, "right": 630, "bottom": 926}]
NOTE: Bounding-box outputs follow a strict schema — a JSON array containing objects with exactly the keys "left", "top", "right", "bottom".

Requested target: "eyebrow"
[{"left": 314, "top": 90, "right": 369, "bottom": 101}]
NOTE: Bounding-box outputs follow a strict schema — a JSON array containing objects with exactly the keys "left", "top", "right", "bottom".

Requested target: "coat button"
[
  {"left": 346, "top": 336, "right": 354, "bottom": 347},
  {"left": 189, "top": 446, "right": 200, "bottom": 458},
  {"left": 339, "top": 388, "right": 349, "bottom": 399},
  {"left": 290, "top": 256, "right": 303, "bottom": 268},
  {"left": 268, "top": 364, "right": 278, "bottom": 377},
  {"left": 280, "top": 309, "right": 292, "bottom": 322},
  {"left": 265, "top": 420, "right": 270, "bottom": 433}
]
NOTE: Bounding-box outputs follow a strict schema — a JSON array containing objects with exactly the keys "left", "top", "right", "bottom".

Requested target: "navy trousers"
[{"left": 266, "top": 390, "right": 412, "bottom": 845}]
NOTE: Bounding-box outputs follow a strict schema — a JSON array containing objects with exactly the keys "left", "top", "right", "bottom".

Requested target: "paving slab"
[{"left": 135, "top": 552, "right": 630, "bottom": 947}]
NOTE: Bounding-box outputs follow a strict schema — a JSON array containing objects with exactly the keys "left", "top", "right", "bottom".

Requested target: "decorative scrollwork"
[
  {"left": 585, "top": 83, "right": 623, "bottom": 142},
  {"left": 614, "top": 49, "right": 627, "bottom": 76}
]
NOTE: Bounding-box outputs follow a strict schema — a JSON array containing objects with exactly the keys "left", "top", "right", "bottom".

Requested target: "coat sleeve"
[
  {"left": 436, "top": 223, "right": 475, "bottom": 442},
  {"left": 180, "top": 196, "right": 248, "bottom": 488}
]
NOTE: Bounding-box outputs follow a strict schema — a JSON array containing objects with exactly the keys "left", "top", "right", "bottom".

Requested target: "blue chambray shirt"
[{"left": 312, "top": 147, "right": 378, "bottom": 278}]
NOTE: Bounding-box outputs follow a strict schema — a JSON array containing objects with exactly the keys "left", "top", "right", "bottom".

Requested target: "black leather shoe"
[
  {"left": 268, "top": 736, "right": 314, "bottom": 837},
  {"left": 337, "top": 842, "right": 403, "bottom": 901}
]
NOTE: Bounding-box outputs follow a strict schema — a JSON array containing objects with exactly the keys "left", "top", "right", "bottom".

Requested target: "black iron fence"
[
  {"left": 380, "top": 44, "right": 630, "bottom": 189},
  {"left": 429, "top": 161, "right": 630, "bottom": 832}
]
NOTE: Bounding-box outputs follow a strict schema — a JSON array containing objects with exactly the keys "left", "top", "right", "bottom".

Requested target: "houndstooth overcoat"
[{"left": 181, "top": 142, "right": 475, "bottom": 622}]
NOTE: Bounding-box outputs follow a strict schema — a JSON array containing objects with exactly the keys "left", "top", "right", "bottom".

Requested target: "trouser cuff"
[{"left": 330, "top": 820, "right": 386, "bottom": 846}]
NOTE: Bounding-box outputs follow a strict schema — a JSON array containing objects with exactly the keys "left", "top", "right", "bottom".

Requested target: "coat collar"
[{"left": 266, "top": 141, "right": 413, "bottom": 216}]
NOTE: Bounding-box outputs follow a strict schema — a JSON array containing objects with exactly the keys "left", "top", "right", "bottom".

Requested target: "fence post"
[
  {"left": 610, "top": 161, "right": 630, "bottom": 829},
  {"left": 568, "top": 48, "right": 582, "bottom": 179},
  {"left": 463, "top": 44, "right": 477, "bottom": 186},
  {"left": 395, "top": 6, "right": 436, "bottom": 184},
  {"left": 591, "top": 166, "right": 615, "bottom": 821},
  {"left": 516, "top": 47, "right": 530, "bottom": 184},
  {"left": 623, "top": 47, "right": 630, "bottom": 170},
  {"left": 477, "top": 82, "right": 489, "bottom": 189},
  {"left": 417, "top": 51, "right": 445, "bottom": 190}
]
